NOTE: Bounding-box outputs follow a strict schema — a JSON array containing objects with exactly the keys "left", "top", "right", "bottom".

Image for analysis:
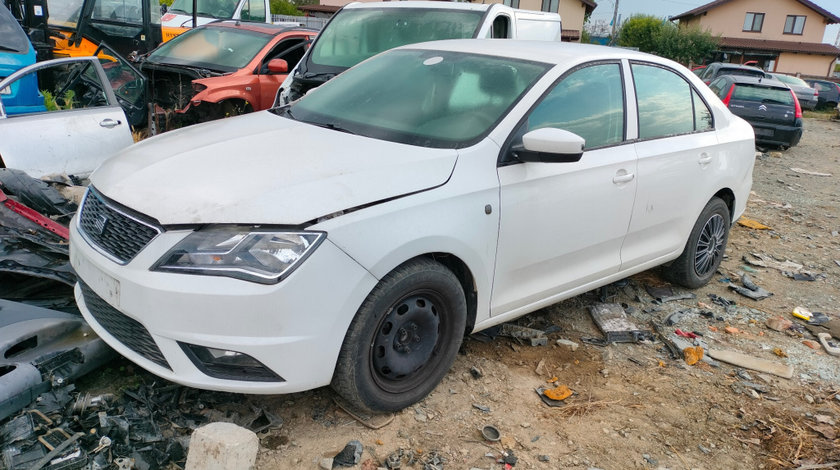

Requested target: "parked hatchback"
[
  {"left": 768, "top": 73, "right": 818, "bottom": 110},
  {"left": 805, "top": 79, "right": 840, "bottom": 110},
  {"left": 697, "top": 62, "right": 767, "bottom": 84},
  {"left": 71, "top": 41, "right": 755, "bottom": 413},
  {"left": 709, "top": 75, "right": 802, "bottom": 148}
]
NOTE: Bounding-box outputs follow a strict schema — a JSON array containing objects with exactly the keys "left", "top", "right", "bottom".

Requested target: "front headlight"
[{"left": 152, "top": 226, "right": 324, "bottom": 284}]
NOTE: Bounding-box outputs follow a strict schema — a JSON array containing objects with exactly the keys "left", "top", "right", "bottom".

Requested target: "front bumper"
[{"left": 70, "top": 220, "right": 377, "bottom": 394}]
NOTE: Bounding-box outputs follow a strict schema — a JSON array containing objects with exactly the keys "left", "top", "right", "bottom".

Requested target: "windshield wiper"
[
  {"left": 272, "top": 105, "right": 295, "bottom": 120},
  {"left": 313, "top": 121, "right": 356, "bottom": 135}
]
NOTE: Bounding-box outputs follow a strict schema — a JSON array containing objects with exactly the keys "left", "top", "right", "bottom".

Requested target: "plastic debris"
[
  {"left": 773, "top": 348, "right": 788, "bottom": 358},
  {"left": 743, "top": 253, "right": 803, "bottom": 273},
  {"left": 802, "top": 340, "right": 821, "bottom": 350},
  {"left": 481, "top": 425, "right": 501, "bottom": 442},
  {"left": 542, "top": 385, "right": 572, "bottom": 401},
  {"left": 588, "top": 303, "right": 654, "bottom": 343},
  {"left": 766, "top": 317, "right": 793, "bottom": 332},
  {"left": 790, "top": 167, "right": 831, "bottom": 177},
  {"left": 333, "top": 440, "right": 363, "bottom": 467},
  {"left": 675, "top": 329, "right": 698, "bottom": 339},
  {"left": 728, "top": 275, "right": 773, "bottom": 300},
  {"left": 817, "top": 333, "right": 840, "bottom": 356},
  {"left": 683, "top": 346, "right": 704, "bottom": 366},
  {"left": 792, "top": 307, "right": 812, "bottom": 321},
  {"left": 499, "top": 324, "right": 548, "bottom": 347},
  {"left": 737, "top": 217, "right": 771, "bottom": 230}
]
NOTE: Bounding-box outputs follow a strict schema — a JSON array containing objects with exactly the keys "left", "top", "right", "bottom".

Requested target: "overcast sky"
[{"left": 588, "top": 0, "right": 840, "bottom": 44}]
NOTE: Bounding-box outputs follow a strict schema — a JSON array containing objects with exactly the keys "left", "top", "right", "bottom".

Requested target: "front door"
[{"left": 492, "top": 62, "right": 637, "bottom": 316}]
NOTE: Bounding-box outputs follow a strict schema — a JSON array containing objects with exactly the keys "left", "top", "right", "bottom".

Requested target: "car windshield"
[
  {"left": 772, "top": 74, "right": 808, "bottom": 87},
  {"left": 0, "top": 7, "right": 30, "bottom": 53},
  {"left": 287, "top": 49, "right": 549, "bottom": 148},
  {"left": 733, "top": 84, "right": 794, "bottom": 105},
  {"left": 309, "top": 8, "right": 483, "bottom": 68},
  {"left": 146, "top": 27, "right": 271, "bottom": 71},
  {"left": 168, "top": 0, "right": 238, "bottom": 18}
]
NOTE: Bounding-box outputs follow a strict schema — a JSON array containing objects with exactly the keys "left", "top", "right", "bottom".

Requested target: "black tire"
[
  {"left": 332, "top": 258, "right": 466, "bottom": 413},
  {"left": 664, "top": 197, "right": 730, "bottom": 289}
]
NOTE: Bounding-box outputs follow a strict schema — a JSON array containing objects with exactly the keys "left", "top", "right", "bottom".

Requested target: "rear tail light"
[
  {"left": 791, "top": 90, "right": 802, "bottom": 118},
  {"left": 721, "top": 84, "right": 735, "bottom": 106}
]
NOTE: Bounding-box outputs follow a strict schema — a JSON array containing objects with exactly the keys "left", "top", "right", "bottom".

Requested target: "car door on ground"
[
  {"left": 492, "top": 62, "right": 637, "bottom": 315},
  {"left": 0, "top": 57, "right": 133, "bottom": 178},
  {"left": 621, "top": 62, "right": 719, "bottom": 268}
]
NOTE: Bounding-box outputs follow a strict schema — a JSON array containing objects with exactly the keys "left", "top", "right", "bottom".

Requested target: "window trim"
[
  {"left": 783, "top": 15, "right": 806, "bottom": 35},
  {"left": 628, "top": 60, "right": 716, "bottom": 143},
  {"left": 540, "top": 0, "right": 558, "bottom": 13},
  {"left": 742, "top": 12, "right": 764, "bottom": 32},
  {"left": 497, "top": 59, "right": 628, "bottom": 167}
]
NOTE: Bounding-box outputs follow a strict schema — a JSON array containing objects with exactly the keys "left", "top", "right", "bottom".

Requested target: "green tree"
[
  {"left": 618, "top": 14, "right": 719, "bottom": 66},
  {"left": 270, "top": 0, "right": 301, "bottom": 15}
]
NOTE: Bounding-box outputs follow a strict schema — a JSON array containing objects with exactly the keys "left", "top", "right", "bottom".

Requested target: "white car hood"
[{"left": 91, "top": 112, "right": 457, "bottom": 226}]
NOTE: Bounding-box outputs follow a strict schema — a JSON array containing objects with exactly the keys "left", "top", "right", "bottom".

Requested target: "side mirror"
[
  {"left": 267, "top": 59, "right": 288, "bottom": 74},
  {"left": 160, "top": 4, "right": 167, "bottom": 14},
  {"left": 514, "top": 128, "right": 585, "bottom": 163}
]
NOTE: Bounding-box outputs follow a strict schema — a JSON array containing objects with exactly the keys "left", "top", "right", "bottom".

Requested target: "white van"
[
  {"left": 276, "top": 1, "right": 562, "bottom": 103},
  {"left": 160, "top": 0, "right": 272, "bottom": 41}
]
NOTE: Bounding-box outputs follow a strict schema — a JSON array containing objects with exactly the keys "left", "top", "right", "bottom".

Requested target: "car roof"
[
  {"left": 344, "top": 1, "right": 492, "bottom": 12},
  {"left": 400, "top": 39, "right": 669, "bottom": 66},
  {"left": 724, "top": 75, "right": 788, "bottom": 88},
  {"left": 204, "top": 20, "right": 318, "bottom": 36}
]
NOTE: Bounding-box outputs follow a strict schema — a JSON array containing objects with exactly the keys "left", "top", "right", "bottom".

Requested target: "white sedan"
[{"left": 70, "top": 40, "right": 755, "bottom": 413}]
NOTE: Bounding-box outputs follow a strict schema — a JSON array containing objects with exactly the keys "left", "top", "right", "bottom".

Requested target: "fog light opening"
[{"left": 179, "top": 343, "right": 284, "bottom": 382}]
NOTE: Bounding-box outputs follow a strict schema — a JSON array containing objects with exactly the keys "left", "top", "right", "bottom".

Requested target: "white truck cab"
[
  {"left": 276, "top": 1, "right": 561, "bottom": 103},
  {"left": 160, "top": 0, "right": 271, "bottom": 41}
]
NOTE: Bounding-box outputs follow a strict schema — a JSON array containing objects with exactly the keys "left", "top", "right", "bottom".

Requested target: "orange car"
[{"left": 140, "top": 21, "right": 316, "bottom": 126}]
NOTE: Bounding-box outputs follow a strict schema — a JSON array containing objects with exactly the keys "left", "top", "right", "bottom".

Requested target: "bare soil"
[{"left": 83, "top": 118, "right": 840, "bottom": 470}]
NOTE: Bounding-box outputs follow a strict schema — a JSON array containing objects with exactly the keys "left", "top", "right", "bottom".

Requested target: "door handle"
[
  {"left": 698, "top": 153, "right": 713, "bottom": 165},
  {"left": 612, "top": 172, "right": 635, "bottom": 184},
  {"left": 99, "top": 119, "right": 121, "bottom": 128}
]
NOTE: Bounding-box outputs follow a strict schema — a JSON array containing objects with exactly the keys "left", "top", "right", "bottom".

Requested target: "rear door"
[
  {"left": 728, "top": 83, "right": 796, "bottom": 138},
  {"left": 0, "top": 57, "right": 133, "bottom": 178}
]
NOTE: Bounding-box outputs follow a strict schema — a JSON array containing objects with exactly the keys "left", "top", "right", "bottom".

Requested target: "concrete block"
[{"left": 185, "top": 422, "right": 259, "bottom": 470}]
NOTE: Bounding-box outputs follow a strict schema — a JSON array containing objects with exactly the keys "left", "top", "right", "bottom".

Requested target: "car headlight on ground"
[{"left": 152, "top": 226, "right": 324, "bottom": 284}]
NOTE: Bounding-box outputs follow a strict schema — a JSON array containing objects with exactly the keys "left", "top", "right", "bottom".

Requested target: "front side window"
[
  {"left": 522, "top": 63, "right": 625, "bottom": 150},
  {"left": 240, "top": 0, "right": 265, "bottom": 22},
  {"left": 309, "top": 9, "right": 483, "bottom": 69},
  {"left": 632, "top": 63, "right": 696, "bottom": 139},
  {"left": 784, "top": 15, "right": 806, "bottom": 35},
  {"left": 0, "top": 60, "right": 109, "bottom": 115},
  {"left": 743, "top": 12, "right": 764, "bottom": 32},
  {"left": 288, "top": 50, "right": 549, "bottom": 148}
]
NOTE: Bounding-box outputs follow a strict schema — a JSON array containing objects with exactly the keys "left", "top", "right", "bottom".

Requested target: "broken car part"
[{"left": 588, "top": 303, "right": 654, "bottom": 343}]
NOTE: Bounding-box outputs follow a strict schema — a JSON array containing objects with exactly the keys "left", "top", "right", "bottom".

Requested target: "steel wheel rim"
[
  {"left": 371, "top": 290, "right": 444, "bottom": 393},
  {"left": 694, "top": 213, "right": 726, "bottom": 276}
]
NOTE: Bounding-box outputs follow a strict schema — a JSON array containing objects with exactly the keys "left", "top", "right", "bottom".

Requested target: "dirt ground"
[{"left": 80, "top": 117, "right": 840, "bottom": 470}]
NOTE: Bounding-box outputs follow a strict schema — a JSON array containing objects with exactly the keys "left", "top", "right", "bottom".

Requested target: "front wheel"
[
  {"left": 332, "top": 259, "right": 466, "bottom": 413},
  {"left": 663, "top": 197, "right": 730, "bottom": 288}
]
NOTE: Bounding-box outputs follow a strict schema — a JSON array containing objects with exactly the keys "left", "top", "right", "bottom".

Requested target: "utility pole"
[{"left": 609, "top": 0, "right": 620, "bottom": 46}]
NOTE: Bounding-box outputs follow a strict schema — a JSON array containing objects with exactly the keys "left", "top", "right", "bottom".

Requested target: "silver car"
[{"left": 769, "top": 73, "right": 819, "bottom": 110}]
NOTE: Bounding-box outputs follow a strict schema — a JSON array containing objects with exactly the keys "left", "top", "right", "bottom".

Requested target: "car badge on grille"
[
  {"left": 758, "top": 104, "right": 768, "bottom": 111},
  {"left": 93, "top": 214, "right": 109, "bottom": 235}
]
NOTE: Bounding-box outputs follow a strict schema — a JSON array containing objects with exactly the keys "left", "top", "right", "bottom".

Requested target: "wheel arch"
[{"left": 712, "top": 187, "right": 736, "bottom": 223}]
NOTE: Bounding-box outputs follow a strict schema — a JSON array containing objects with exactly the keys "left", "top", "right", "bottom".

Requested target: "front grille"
[
  {"left": 80, "top": 281, "right": 171, "bottom": 370},
  {"left": 78, "top": 188, "right": 160, "bottom": 263}
]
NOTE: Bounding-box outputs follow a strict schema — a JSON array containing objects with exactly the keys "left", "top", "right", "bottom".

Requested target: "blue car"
[{"left": 0, "top": 7, "right": 46, "bottom": 115}]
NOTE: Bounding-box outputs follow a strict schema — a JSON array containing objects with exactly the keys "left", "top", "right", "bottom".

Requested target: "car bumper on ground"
[
  {"left": 70, "top": 220, "right": 378, "bottom": 394},
  {"left": 749, "top": 122, "right": 802, "bottom": 147}
]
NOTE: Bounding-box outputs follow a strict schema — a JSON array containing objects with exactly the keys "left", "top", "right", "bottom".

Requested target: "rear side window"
[
  {"left": 632, "top": 63, "right": 694, "bottom": 139},
  {"left": 525, "top": 63, "right": 625, "bottom": 149},
  {"left": 693, "top": 90, "right": 713, "bottom": 131},
  {"left": 732, "top": 84, "right": 794, "bottom": 105}
]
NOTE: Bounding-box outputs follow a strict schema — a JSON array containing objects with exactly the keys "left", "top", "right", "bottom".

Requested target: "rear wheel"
[
  {"left": 332, "top": 258, "right": 466, "bottom": 413},
  {"left": 664, "top": 197, "right": 730, "bottom": 288}
]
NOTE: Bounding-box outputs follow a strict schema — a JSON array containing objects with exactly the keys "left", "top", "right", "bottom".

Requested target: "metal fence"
[{"left": 271, "top": 14, "right": 327, "bottom": 30}]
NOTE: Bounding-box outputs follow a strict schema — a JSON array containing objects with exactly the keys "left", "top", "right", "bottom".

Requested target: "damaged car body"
[
  {"left": 140, "top": 21, "right": 316, "bottom": 129},
  {"left": 70, "top": 41, "right": 756, "bottom": 413}
]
